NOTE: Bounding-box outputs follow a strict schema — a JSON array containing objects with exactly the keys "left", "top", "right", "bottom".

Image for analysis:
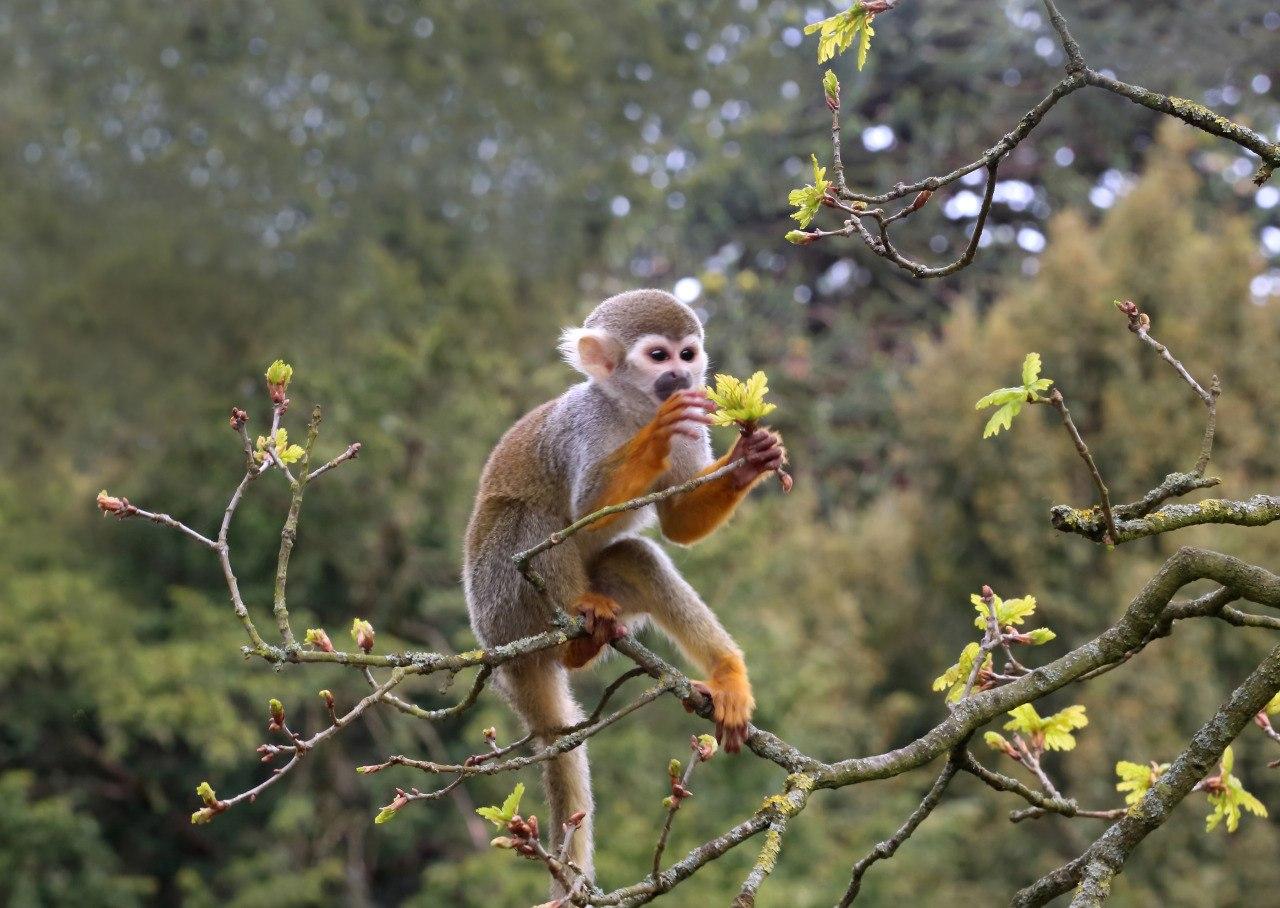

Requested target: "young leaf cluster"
[
  {"left": 787, "top": 155, "right": 830, "bottom": 230},
  {"left": 706, "top": 371, "right": 778, "bottom": 428},
  {"left": 264, "top": 359, "right": 293, "bottom": 388},
  {"left": 804, "top": 4, "right": 876, "bottom": 68},
  {"left": 1114, "top": 747, "right": 1267, "bottom": 833},
  {"left": 1204, "top": 747, "right": 1268, "bottom": 833},
  {"left": 932, "top": 641, "right": 992, "bottom": 703},
  {"left": 1003, "top": 703, "right": 1088, "bottom": 752},
  {"left": 823, "top": 69, "right": 840, "bottom": 105},
  {"left": 255, "top": 428, "right": 305, "bottom": 465},
  {"left": 975, "top": 353, "right": 1054, "bottom": 439},
  {"left": 971, "top": 592, "right": 1054, "bottom": 643},
  {"left": 475, "top": 782, "right": 526, "bottom": 828},
  {"left": 1114, "top": 760, "right": 1168, "bottom": 807}
]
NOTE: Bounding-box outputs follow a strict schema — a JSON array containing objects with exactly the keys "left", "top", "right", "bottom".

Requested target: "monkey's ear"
[{"left": 559, "top": 327, "right": 624, "bottom": 381}]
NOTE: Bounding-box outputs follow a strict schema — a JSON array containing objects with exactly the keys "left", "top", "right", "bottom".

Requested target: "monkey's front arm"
[
  {"left": 586, "top": 389, "right": 715, "bottom": 523},
  {"left": 657, "top": 427, "right": 784, "bottom": 544}
]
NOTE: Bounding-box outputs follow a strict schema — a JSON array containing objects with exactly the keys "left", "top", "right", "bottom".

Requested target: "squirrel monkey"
[{"left": 463, "top": 289, "right": 784, "bottom": 888}]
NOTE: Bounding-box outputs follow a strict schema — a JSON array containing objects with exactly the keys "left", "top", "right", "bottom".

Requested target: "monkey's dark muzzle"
[{"left": 654, "top": 370, "right": 692, "bottom": 401}]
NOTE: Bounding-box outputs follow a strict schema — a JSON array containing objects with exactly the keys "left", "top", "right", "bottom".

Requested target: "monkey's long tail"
[
  {"left": 542, "top": 735, "right": 594, "bottom": 891},
  {"left": 501, "top": 658, "right": 595, "bottom": 894}
]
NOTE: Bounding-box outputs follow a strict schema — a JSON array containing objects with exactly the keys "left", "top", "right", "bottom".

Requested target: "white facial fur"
[
  {"left": 622, "top": 333, "right": 707, "bottom": 400},
  {"left": 562, "top": 328, "right": 707, "bottom": 403}
]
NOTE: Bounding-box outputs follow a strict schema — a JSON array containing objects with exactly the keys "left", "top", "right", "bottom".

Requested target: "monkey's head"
[{"left": 560, "top": 289, "right": 707, "bottom": 406}]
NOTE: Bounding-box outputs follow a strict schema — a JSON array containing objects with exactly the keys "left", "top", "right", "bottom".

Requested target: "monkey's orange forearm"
[
  {"left": 657, "top": 453, "right": 761, "bottom": 544},
  {"left": 588, "top": 416, "right": 675, "bottom": 524}
]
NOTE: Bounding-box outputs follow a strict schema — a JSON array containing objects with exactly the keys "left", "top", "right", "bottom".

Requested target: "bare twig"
[
  {"left": 960, "top": 751, "right": 1122, "bottom": 823},
  {"left": 838, "top": 755, "right": 961, "bottom": 905},
  {"left": 651, "top": 743, "right": 703, "bottom": 876},
  {"left": 1046, "top": 388, "right": 1118, "bottom": 544},
  {"left": 202, "top": 671, "right": 407, "bottom": 817},
  {"left": 362, "top": 681, "right": 676, "bottom": 780},
  {"left": 307, "top": 442, "right": 363, "bottom": 481}
]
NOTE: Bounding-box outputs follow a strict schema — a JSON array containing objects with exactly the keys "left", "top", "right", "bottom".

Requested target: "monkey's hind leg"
[
  {"left": 497, "top": 654, "right": 595, "bottom": 893},
  {"left": 589, "top": 536, "right": 755, "bottom": 752}
]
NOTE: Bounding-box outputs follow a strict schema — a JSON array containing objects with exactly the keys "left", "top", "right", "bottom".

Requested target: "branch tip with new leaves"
[
  {"left": 975, "top": 352, "right": 1053, "bottom": 438},
  {"left": 805, "top": 2, "right": 880, "bottom": 68}
]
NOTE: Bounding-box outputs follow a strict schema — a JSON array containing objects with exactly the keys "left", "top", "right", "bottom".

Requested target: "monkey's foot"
[
  {"left": 687, "top": 655, "right": 755, "bottom": 753},
  {"left": 563, "top": 593, "right": 627, "bottom": 669}
]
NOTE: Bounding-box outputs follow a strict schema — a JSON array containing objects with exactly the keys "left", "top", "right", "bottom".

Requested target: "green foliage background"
[{"left": 1, "top": 1, "right": 1279, "bottom": 904}]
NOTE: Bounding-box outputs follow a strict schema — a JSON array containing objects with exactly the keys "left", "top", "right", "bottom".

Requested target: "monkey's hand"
[
  {"left": 632, "top": 388, "right": 716, "bottom": 469},
  {"left": 563, "top": 592, "right": 627, "bottom": 669},
  {"left": 591, "top": 390, "right": 714, "bottom": 526},
  {"left": 685, "top": 654, "right": 755, "bottom": 753},
  {"left": 727, "top": 428, "right": 786, "bottom": 490}
]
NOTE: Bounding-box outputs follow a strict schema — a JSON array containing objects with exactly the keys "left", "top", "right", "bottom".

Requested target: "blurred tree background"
[{"left": 1, "top": 0, "right": 1279, "bottom": 904}]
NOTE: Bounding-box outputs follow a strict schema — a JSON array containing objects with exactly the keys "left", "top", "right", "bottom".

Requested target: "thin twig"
[
  {"left": 364, "top": 681, "right": 676, "bottom": 779},
  {"left": 838, "top": 756, "right": 960, "bottom": 905},
  {"left": 307, "top": 442, "right": 363, "bottom": 482},
  {"left": 652, "top": 744, "right": 703, "bottom": 876},
  {"left": 512, "top": 457, "right": 746, "bottom": 570},
  {"left": 209, "top": 671, "right": 407, "bottom": 814},
  {"left": 1046, "top": 389, "right": 1118, "bottom": 544}
]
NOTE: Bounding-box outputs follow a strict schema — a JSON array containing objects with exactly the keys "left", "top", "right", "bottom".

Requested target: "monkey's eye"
[
  {"left": 679, "top": 347, "right": 696, "bottom": 362},
  {"left": 649, "top": 348, "right": 669, "bottom": 362}
]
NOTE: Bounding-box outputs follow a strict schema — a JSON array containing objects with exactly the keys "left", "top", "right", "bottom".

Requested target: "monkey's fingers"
[
  {"left": 747, "top": 449, "right": 785, "bottom": 471},
  {"left": 658, "top": 405, "right": 714, "bottom": 439},
  {"left": 682, "top": 680, "right": 714, "bottom": 714},
  {"left": 659, "top": 389, "right": 714, "bottom": 418}
]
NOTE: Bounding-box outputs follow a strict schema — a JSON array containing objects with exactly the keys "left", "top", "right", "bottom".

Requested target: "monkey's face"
[{"left": 624, "top": 333, "right": 707, "bottom": 403}]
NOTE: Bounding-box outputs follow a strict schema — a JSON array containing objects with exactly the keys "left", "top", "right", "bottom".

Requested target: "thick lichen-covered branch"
[
  {"left": 1013, "top": 643, "right": 1280, "bottom": 907},
  {"left": 814, "top": 547, "right": 1280, "bottom": 789},
  {"left": 1052, "top": 493, "right": 1280, "bottom": 545}
]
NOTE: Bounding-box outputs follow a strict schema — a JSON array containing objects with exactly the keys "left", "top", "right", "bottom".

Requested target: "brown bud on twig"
[
  {"left": 785, "top": 229, "right": 820, "bottom": 246},
  {"left": 567, "top": 810, "right": 586, "bottom": 827},
  {"left": 907, "top": 189, "right": 933, "bottom": 213},
  {"left": 229, "top": 407, "right": 248, "bottom": 431},
  {"left": 1114, "top": 299, "right": 1151, "bottom": 333}
]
